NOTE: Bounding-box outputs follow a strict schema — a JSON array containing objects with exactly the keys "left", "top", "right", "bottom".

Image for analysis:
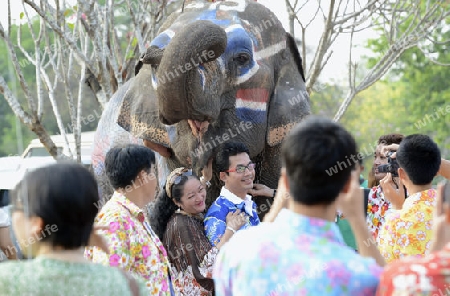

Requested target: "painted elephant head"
[{"left": 116, "top": 0, "right": 310, "bottom": 215}]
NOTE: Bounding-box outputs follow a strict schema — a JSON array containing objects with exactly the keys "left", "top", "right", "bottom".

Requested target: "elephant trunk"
[{"left": 156, "top": 20, "right": 227, "bottom": 125}]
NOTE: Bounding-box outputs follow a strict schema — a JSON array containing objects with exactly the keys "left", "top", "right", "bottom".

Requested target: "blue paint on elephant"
[
  {"left": 150, "top": 32, "right": 172, "bottom": 49},
  {"left": 195, "top": 10, "right": 232, "bottom": 27},
  {"left": 166, "top": 125, "right": 177, "bottom": 144},
  {"left": 236, "top": 108, "right": 266, "bottom": 124},
  {"left": 222, "top": 28, "right": 255, "bottom": 77}
]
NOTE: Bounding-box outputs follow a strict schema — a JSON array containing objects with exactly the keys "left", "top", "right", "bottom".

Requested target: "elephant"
[{"left": 93, "top": 0, "right": 311, "bottom": 218}]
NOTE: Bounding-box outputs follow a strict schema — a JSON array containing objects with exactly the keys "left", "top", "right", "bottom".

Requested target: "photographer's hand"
[
  {"left": 380, "top": 173, "right": 405, "bottom": 210},
  {"left": 381, "top": 144, "right": 400, "bottom": 158}
]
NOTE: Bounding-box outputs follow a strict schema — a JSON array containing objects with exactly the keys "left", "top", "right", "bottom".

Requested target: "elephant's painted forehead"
[{"left": 150, "top": 0, "right": 253, "bottom": 49}]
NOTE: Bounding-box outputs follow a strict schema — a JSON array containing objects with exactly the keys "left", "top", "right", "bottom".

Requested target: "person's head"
[
  {"left": 10, "top": 163, "right": 99, "bottom": 257},
  {"left": 281, "top": 116, "right": 357, "bottom": 207},
  {"left": 105, "top": 144, "right": 156, "bottom": 200},
  {"left": 373, "top": 133, "right": 404, "bottom": 182},
  {"left": 396, "top": 134, "right": 441, "bottom": 187},
  {"left": 149, "top": 168, "right": 206, "bottom": 240},
  {"left": 215, "top": 142, "right": 254, "bottom": 198}
]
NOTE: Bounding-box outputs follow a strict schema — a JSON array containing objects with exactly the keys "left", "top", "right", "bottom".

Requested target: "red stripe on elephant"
[{"left": 236, "top": 88, "right": 269, "bottom": 103}]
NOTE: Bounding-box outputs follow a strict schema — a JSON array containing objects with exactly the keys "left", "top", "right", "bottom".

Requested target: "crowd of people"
[{"left": 0, "top": 115, "right": 449, "bottom": 295}]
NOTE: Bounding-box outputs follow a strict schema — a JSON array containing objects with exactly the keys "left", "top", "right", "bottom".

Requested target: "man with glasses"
[{"left": 204, "top": 142, "right": 275, "bottom": 247}]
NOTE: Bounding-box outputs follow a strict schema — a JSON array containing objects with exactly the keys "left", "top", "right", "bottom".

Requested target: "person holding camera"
[
  {"left": 366, "top": 134, "right": 404, "bottom": 241},
  {"left": 376, "top": 134, "right": 441, "bottom": 263}
]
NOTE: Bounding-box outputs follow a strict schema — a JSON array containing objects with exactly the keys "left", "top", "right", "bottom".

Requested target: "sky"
[{"left": 1, "top": 0, "right": 375, "bottom": 83}]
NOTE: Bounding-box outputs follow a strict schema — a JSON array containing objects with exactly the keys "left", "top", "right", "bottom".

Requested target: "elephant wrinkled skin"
[{"left": 93, "top": 0, "right": 311, "bottom": 219}]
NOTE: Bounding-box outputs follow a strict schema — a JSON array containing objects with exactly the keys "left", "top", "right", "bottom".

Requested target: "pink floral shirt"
[{"left": 85, "top": 192, "right": 172, "bottom": 295}]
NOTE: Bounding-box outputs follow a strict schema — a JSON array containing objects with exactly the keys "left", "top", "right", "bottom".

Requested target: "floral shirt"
[
  {"left": 214, "top": 209, "right": 382, "bottom": 296},
  {"left": 366, "top": 185, "right": 394, "bottom": 240},
  {"left": 377, "top": 189, "right": 436, "bottom": 264},
  {"left": 85, "top": 191, "right": 172, "bottom": 295},
  {"left": 377, "top": 243, "right": 450, "bottom": 295},
  {"left": 164, "top": 213, "right": 218, "bottom": 296},
  {"left": 0, "top": 257, "right": 148, "bottom": 295},
  {"left": 204, "top": 187, "right": 260, "bottom": 246}
]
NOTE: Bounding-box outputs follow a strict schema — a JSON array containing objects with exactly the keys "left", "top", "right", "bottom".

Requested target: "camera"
[{"left": 377, "top": 151, "right": 399, "bottom": 177}]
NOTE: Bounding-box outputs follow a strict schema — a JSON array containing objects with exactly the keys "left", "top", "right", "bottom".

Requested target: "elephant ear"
[
  {"left": 117, "top": 64, "right": 173, "bottom": 158},
  {"left": 266, "top": 33, "right": 311, "bottom": 147}
]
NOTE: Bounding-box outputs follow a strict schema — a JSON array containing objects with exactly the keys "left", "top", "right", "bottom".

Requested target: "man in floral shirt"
[
  {"left": 85, "top": 145, "right": 174, "bottom": 295},
  {"left": 377, "top": 134, "right": 441, "bottom": 263},
  {"left": 214, "top": 116, "right": 383, "bottom": 295},
  {"left": 377, "top": 158, "right": 450, "bottom": 295}
]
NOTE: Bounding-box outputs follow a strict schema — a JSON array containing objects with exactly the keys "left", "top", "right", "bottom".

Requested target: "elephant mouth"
[{"left": 187, "top": 119, "right": 210, "bottom": 142}]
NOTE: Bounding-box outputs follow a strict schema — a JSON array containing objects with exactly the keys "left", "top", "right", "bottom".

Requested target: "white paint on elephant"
[
  {"left": 225, "top": 24, "right": 244, "bottom": 33},
  {"left": 218, "top": 0, "right": 247, "bottom": 12},
  {"left": 162, "top": 29, "right": 175, "bottom": 39},
  {"left": 156, "top": 153, "right": 171, "bottom": 191},
  {"left": 152, "top": 76, "right": 158, "bottom": 90},
  {"left": 208, "top": 3, "right": 220, "bottom": 10},
  {"left": 185, "top": 2, "right": 205, "bottom": 10},
  {"left": 198, "top": 67, "right": 206, "bottom": 91},
  {"left": 235, "top": 99, "right": 266, "bottom": 111},
  {"left": 233, "top": 62, "right": 259, "bottom": 85},
  {"left": 255, "top": 40, "right": 286, "bottom": 60},
  {"left": 217, "top": 57, "right": 226, "bottom": 76}
]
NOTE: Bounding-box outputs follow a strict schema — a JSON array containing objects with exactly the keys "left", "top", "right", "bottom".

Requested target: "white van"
[
  {"left": 0, "top": 131, "right": 95, "bottom": 205},
  {"left": 21, "top": 131, "right": 95, "bottom": 164}
]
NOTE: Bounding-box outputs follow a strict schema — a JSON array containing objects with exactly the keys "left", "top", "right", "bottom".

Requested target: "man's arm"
[
  {"left": 0, "top": 226, "right": 17, "bottom": 260},
  {"left": 338, "top": 170, "right": 386, "bottom": 266},
  {"left": 438, "top": 158, "right": 450, "bottom": 179},
  {"left": 262, "top": 177, "right": 289, "bottom": 223}
]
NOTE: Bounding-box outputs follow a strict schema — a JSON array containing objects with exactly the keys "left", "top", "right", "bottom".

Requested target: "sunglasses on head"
[
  {"left": 170, "top": 169, "right": 193, "bottom": 186},
  {"left": 225, "top": 162, "right": 256, "bottom": 174}
]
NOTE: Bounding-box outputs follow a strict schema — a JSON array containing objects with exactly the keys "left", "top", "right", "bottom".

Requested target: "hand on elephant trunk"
[
  {"left": 143, "top": 140, "right": 172, "bottom": 158},
  {"left": 248, "top": 183, "right": 275, "bottom": 198},
  {"left": 201, "top": 158, "right": 213, "bottom": 184}
]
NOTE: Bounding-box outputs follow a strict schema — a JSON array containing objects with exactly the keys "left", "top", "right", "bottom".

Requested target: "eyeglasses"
[{"left": 225, "top": 162, "right": 256, "bottom": 174}]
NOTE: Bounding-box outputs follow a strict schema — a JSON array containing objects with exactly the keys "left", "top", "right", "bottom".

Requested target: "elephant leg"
[{"left": 253, "top": 144, "right": 282, "bottom": 221}]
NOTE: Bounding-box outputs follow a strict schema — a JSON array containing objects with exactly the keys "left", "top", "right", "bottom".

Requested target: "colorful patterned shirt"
[
  {"left": 366, "top": 185, "right": 394, "bottom": 240},
  {"left": 164, "top": 213, "right": 218, "bottom": 296},
  {"left": 85, "top": 191, "right": 172, "bottom": 295},
  {"left": 204, "top": 187, "right": 260, "bottom": 246},
  {"left": 377, "top": 189, "right": 436, "bottom": 264},
  {"left": 377, "top": 243, "right": 450, "bottom": 295},
  {"left": 214, "top": 209, "right": 382, "bottom": 295},
  {"left": 0, "top": 257, "right": 148, "bottom": 295}
]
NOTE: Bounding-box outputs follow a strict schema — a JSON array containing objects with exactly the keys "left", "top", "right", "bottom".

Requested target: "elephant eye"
[{"left": 233, "top": 53, "right": 250, "bottom": 66}]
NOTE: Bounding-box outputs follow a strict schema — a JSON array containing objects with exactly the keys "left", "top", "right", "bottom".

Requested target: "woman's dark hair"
[
  {"left": 378, "top": 133, "right": 404, "bottom": 146},
  {"left": 150, "top": 174, "right": 198, "bottom": 241},
  {"left": 105, "top": 144, "right": 156, "bottom": 189},
  {"left": 11, "top": 162, "right": 99, "bottom": 249}
]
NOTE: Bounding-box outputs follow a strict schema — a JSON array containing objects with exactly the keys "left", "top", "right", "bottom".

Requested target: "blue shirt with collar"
[{"left": 204, "top": 187, "right": 260, "bottom": 247}]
